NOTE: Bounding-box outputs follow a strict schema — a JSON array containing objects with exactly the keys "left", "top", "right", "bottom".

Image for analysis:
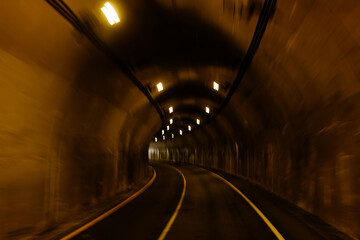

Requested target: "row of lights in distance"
[
  {"left": 101, "top": 6, "right": 219, "bottom": 141},
  {"left": 157, "top": 81, "right": 219, "bottom": 93},
  {"left": 154, "top": 81, "right": 219, "bottom": 142},
  {"left": 154, "top": 115, "right": 202, "bottom": 142}
]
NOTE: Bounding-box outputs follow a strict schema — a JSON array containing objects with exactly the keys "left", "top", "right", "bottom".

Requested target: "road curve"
[
  {"left": 72, "top": 163, "right": 183, "bottom": 240},
  {"left": 69, "top": 163, "right": 339, "bottom": 240},
  {"left": 165, "top": 165, "right": 277, "bottom": 240}
]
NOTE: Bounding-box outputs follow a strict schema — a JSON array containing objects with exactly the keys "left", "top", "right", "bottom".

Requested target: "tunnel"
[{"left": 0, "top": 0, "right": 359, "bottom": 239}]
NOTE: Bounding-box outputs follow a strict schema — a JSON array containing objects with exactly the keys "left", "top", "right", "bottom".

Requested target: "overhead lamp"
[
  {"left": 188, "top": 125, "right": 191, "bottom": 131},
  {"left": 170, "top": 119, "right": 173, "bottom": 124},
  {"left": 169, "top": 106, "right": 173, "bottom": 113},
  {"left": 167, "top": 125, "right": 170, "bottom": 130},
  {"left": 172, "top": 134, "right": 174, "bottom": 139},
  {"left": 179, "top": 130, "right": 183, "bottom": 135},
  {"left": 156, "top": 82, "right": 163, "bottom": 92},
  {"left": 163, "top": 135, "right": 165, "bottom": 140},
  {"left": 196, "top": 119, "right": 200, "bottom": 125},
  {"left": 101, "top": 2, "right": 120, "bottom": 25},
  {"left": 162, "top": 130, "right": 165, "bottom": 135},
  {"left": 213, "top": 81, "right": 219, "bottom": 91},
  {"left": 155, "top": 137, "right": 157, "bottom": 142},
  {"left": 205, "top": 106, "right": 210, "bottom": 114}
]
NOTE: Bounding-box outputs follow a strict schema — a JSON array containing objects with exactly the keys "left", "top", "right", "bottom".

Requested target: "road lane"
[
  {"left": 165, "top": 165, "right": 278, "bottom": 240},
  {"left": 72, "top": 163, "right": 184, "bottom": 240},
  {"left": 208, "top": 168, "right": 351, "bottom": 240},
  {"left": 67, "top": 163, "right": 346, "bottom": 240}
]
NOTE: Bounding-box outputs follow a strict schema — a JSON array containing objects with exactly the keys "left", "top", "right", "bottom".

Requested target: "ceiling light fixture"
[
  {"left": 169, "top": 106, "right": 173, "bottom": 113},
  {"left": 196, "top": 119, "right": 200, "bottom": 125},
  {"left": 213, "top": 81, "right": 219, "bottom": 91},
  {"left": 188, "top": 125, "right": 191, "bottom": 131},
  {"left": 156, "top": 82, "right": 163, "bottom": 92},
  {"left": 205, "top": 106, "right": 210, "bottom": 114},
  {"left": 101, "top": 2, "right": 120, "bottom": 25}
]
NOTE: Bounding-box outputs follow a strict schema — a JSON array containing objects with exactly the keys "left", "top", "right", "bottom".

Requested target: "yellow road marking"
[
  {"left": 210, "top": 172, "right": 285, "bottom": 240},
  {"left": 158, "top": 166, "right": 186, "bottom": 240},
  {"left": 61, "top": 167, "right": 157, "bottom": 240}
]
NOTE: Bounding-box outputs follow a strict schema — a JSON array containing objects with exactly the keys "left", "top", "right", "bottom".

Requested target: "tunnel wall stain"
[
  {"left": 150, "top": 0, "right": 360, "bottom": 238},
  {"left": 0, "top": 2, "right": 161, "bottom": 238}
]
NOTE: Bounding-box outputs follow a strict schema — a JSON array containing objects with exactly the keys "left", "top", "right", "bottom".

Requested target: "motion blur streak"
[{"left": 0, "top": 0, "right": 360, "bottom": 239}]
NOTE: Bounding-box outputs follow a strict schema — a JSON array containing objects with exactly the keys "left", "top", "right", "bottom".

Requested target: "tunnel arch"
[{"left": 1, "top": 0, "right": 360, "bottom": 239}]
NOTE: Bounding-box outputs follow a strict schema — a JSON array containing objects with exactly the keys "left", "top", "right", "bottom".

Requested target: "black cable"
[
  {"left": 211, "top": 0, "right": 277, "bottom": 121},
  {"left": 45, "top": 0, "right": 166, "bottom": 126}
]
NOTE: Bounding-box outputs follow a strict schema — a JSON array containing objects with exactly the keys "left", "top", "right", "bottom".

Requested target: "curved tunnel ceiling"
[{"left": 46, "top": 0, "right": 275, "bottom": 142}]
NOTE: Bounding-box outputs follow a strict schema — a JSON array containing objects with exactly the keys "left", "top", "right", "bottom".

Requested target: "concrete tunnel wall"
[
  {"left": 0, "top": 1, "right": 161, "bottom": 238},
  {"left": 150, "top": 0, "right": 360, "bottom": 239}
]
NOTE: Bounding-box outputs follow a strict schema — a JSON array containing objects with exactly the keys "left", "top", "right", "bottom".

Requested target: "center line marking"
[
  {"left": 158, "top": 165, "right": 186, "bottom": 240},
  {"left": 210, "top": 171, "right": 285, "bottom": 240}
]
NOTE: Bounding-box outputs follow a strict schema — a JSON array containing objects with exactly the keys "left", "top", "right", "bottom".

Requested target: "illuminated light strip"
[
  {"left": 101, "top": 7, "right": 114, "bottom": 25},
  {"left": 60, "top": 167, "right": 157, "bottom": 240},
  {"left": 205, "top": 106, "right": 210, "bottom": 114},
  {"left": 158, "top": 166, "right": 186, "bottom": 240},
  {"left": 157, "top": 82, "right": 163, "bottom": 92},
  {"left": 101, "top": 2, "right": 120, "bottom": 25},
  {"left": 209, "top": 172, "right": 285, "bottom": 240},
  {"left": 213, "top": 81, "right": 219, "bottom": 91}
]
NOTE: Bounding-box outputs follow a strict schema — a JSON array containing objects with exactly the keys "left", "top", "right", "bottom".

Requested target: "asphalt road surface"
[{"left": 71, "top": 163, "right": 346, "bottom": 240}]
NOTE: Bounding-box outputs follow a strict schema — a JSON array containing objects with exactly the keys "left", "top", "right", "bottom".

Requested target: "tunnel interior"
[{"left": 0, "top": 0, "right": 360, "bottom": 239}]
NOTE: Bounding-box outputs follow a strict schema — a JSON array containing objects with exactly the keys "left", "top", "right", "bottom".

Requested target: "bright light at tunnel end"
[
  {"left": 101, "top": 2, "right": 120, "bottom": 25},
  {"left": 155, "top": 137, "right": 157, "bottom": 142}
]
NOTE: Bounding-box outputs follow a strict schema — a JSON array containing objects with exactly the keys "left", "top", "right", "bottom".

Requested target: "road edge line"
[
  {"left": 158, "top": 166, "right": 186, "bottom": 240},
  {"left": 210, "top": 172, "right": 285, "bottom": 240},
  {"left": 60, "top": 166, "right": 157, "bottom": 240}
]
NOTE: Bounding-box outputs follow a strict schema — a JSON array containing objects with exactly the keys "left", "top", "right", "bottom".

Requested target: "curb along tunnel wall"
[
  {"left": 150, "top": 0, "right": 360, "bottom": 239},
  {"left": 0, "top": 1, "right": 161, "bottom": 238}
]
